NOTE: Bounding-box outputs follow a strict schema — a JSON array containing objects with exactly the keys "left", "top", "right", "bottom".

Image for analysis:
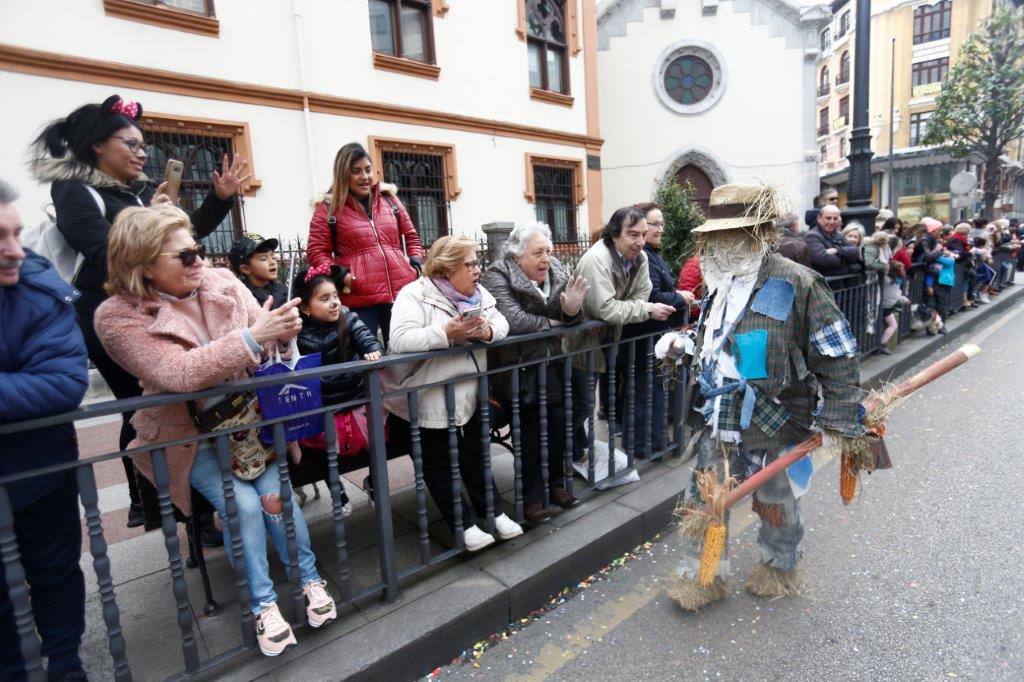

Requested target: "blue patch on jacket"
[{"left": 751, "top": 278, "right": 794, "bottom": 322}]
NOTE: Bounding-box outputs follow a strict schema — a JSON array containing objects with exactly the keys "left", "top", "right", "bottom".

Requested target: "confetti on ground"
[{"left": 435, "top": 531, "right": 666, "bottom": 674}]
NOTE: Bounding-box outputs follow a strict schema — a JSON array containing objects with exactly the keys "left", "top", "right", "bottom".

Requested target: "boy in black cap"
[{"left": 229, "top": 233, "right": 288, "bottom": 308}]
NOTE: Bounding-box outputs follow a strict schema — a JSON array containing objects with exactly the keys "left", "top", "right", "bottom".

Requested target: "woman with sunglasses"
[
  {"left": 95, "top": 205, "right": 336, "bottom": 656},
  {"left": 29, "top": 94, "right": 250, "bottom": 529}
]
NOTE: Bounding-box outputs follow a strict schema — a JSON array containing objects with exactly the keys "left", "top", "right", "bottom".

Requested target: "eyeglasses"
[
  {"left": 464, "top": 260, "right": 480, "bottom": 271},
  {"left": 115, "top": 136, "right": 147, "bottom": 155},
  {"left": 647, "top": 221, "right": 665, "bottom": 228},
  {"left": 160, "top": 244, "right": 207, "bottom": 266}
]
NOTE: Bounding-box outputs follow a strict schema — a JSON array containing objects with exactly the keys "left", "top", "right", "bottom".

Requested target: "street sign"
[{"left": 950, "top": 171, "right": 976, "bottom": 196}]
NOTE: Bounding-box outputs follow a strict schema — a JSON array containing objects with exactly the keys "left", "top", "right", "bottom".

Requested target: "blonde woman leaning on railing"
[{"left": 93, "top": 205, "right": 335, "bottom": 657}]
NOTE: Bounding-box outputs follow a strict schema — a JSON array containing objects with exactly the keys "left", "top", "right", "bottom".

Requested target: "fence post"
[{"left": 481, "top": 221, "right": 514, "bottom": 264}]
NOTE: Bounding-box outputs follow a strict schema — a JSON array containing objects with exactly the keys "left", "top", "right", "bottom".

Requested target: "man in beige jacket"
[{"left": 565, "top": 206, "right": 676, "bottom": 460}]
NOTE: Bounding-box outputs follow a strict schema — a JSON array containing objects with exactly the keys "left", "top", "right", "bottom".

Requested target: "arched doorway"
[{"left": 675, "top": 164, "right": 713, "bottom": 212}]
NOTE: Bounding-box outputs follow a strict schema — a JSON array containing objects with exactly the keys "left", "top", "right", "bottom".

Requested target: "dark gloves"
[{"left": 410, "top": 257, "right": 423, "bottom": 275}]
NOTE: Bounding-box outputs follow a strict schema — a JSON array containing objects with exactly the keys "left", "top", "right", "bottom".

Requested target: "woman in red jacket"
[
  {"left": 676, "top": 255, "right": 704, "bottom": 319},
  {"left": 307, "top": 143, "right": 424, "bottom": 345}
]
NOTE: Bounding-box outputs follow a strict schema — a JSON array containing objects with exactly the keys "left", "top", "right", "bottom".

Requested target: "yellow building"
[{"left": 815, "top": 0, "right": 996, "bottom": 222}]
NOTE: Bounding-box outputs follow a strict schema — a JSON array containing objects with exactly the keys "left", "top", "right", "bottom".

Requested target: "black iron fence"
[
  {"left": 0, "top": 322, "right": 686, "bottom": 680},
  {"left": 207, "top": 236, "right": 594, "bottom": 282}
]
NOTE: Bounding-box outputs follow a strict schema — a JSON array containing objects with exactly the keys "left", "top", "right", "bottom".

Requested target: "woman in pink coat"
[
  {"left": 306, "top": 142, "right": 424, "bottom": 346},
  {"left": 95, "top": 206, "right": 335, "bottom": 657}
]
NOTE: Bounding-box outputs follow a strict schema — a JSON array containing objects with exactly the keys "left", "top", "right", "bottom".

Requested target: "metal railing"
[{"left": 0, "top": 321, "right": 687, "bottom": 680}]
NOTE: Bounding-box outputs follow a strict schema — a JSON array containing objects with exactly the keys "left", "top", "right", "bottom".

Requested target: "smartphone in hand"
[
  {"left": 462, "top": 307, "right": 482, "bottom": 319},
  {"left": 164, "top": 159, "right": 184, "bottom": 203}
]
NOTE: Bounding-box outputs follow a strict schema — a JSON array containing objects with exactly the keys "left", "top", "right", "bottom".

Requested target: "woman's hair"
[
  {"left": 105, "top": 206, "right": 191, "bottom": 299},
  {"left": 634, "top": 201, "right": 661, "bottom": 216},
  {"left": 424, "top": 234, "right": 478, "bottom": 279},
  {"left": 882, "top": 217, "right": 902, "bottom": 233},
  {"left": 871, "top": 230, "right": 890, "bottom": 246},
  {"left": 503, "top": 222, "right": 552, "bottom": 258},
  {"left": 842, "top": 223, "right": 864, "bottom": 241},
  {"left": 327, "top": 142, "right": 372, "bottom": 215},
  {"left": 33, "top": 95, "right": 143, "bottom": 169},
  {"left": 601, "top": 206, "right": 647, "bottom": 249},
  {"left": 954, "top": 222, "right": 971, "bottom": 234}
]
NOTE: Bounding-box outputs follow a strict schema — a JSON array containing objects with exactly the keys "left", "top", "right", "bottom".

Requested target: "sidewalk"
[{"left": 74, "top": 283, "right": 1024, "bottom": 681}]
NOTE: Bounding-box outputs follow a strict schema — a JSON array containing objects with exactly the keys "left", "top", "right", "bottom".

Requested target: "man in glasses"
[{"left": 0, "top": 179, "right": 89, "bottom": 681}]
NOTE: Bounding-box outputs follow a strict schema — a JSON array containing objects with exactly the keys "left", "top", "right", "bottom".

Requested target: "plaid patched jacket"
[{"left": 690, "top": 253, "right": 863, "bottom": 451}]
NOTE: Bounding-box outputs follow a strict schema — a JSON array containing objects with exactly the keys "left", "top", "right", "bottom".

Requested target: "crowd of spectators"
[{"left": 3, "top": 94, "right": 1023, "bottom": 676}]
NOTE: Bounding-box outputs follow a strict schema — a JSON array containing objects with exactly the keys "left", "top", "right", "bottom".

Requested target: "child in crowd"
[
  {"left": 292, "top": 264, "right": 384, "bottom": 515},
  {"left": 973, "top": 236, "right": 996, "bottom": 304},
  {"left": 229, "top": 234, "right": 287, "bottom": 308}
]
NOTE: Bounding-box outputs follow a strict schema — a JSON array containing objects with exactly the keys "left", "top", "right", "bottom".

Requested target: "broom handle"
[{"left": 722, "top": 344, "right": 980, "bottom": 510}]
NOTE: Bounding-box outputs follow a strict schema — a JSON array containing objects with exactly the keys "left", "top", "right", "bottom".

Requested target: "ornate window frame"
[
  {"left": 652, "top": 40, "right": 727, "bottom": 116},
  {"left": 368, "top": 136, "right": 461, "bottom": 202}
]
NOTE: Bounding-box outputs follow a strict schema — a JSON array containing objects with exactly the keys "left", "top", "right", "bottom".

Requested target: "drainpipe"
[{"left": 293, "top": 0, "right": 320, "bottom": 195}]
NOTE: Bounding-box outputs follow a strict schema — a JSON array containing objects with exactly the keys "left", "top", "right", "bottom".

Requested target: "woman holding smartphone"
[
  {"left": 29, "top": 94, "right": 250, "bottom": 528},
  {"left": 306, "top": 142, "right": 423, "bottom": 347}
]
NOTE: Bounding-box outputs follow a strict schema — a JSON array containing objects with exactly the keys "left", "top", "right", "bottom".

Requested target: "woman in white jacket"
[{"left": 384, "top": 235, "right": 521, "bottom": 551}]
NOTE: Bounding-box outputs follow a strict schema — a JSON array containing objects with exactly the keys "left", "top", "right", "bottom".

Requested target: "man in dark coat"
[
  {"left": 0, "top": 180, "right": 89, "bottom": 681},
  {"left": 804, "top": 205, "right": 861, "bottom": 277}
]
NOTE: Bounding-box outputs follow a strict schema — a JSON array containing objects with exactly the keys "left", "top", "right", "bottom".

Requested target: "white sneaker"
[
  {"left": 980, "top": 293, "right": 991, "bottom": 303},
  {"left": 463, "top": 525, "right": 496, "bottom": 552},
  {"left": 302, "top": 580, "right": 337, "bottom": 628},
  {"left": 254, "top": 602, "right": 297, "bottom": 657},
  {"left": 341, "top": 501, "right": 353, "bottom": 518},
  {"left": 494, "top": 514, "right": 524, "bottom": 541}
]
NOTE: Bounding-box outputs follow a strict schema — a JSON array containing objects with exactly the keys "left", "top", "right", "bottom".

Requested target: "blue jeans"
[
  {"left": 0, "top": 473, "right": 84, "bottom": 680},
  {"left": 352, "top": 304, "right": 393, "bottom": 348},
  {"left": 189, "top": 444, "right": 320, "bottom": 614}
]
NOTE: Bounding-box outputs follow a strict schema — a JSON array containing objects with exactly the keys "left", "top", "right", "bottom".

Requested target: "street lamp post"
[{"left": 843, "top": 0, "right": 879, "bottom": 233}]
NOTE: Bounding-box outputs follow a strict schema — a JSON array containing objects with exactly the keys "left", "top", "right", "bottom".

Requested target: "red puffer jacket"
[{"left": 307, "top": 185, "right": 424, "bottom": 309}]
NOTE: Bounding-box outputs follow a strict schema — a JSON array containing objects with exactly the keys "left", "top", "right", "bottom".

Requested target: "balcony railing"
[
  {"left": 836, "top": 73, "right": 850, "bottom": 87},
  {"left": 817, "top": 84, "right": 831, "bottom": 98},
  {"left": 913, "top": 28, "right": 950, "bottom": 45},
  {"left": 818, "top": 124, "right": 830, "bottom": 136}
]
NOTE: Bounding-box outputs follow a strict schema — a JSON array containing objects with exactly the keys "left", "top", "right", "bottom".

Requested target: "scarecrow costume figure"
[{"left": 661, "top": 183, "right": 865, "bottom": 610}]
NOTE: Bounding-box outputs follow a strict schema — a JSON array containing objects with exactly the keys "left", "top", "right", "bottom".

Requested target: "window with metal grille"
[
  {"left": 381, "top": 149, "right": 450, "bottom": 246},
  {"left": 818, "top": 66, "right": 830, "bottom": 97},
  {"left": 526, "top": 0, "right": 570, "bottom": 94},
  {"left": 820, "top": 28, "right": 830, "bottom": 51},
  {"left": 818, "top": 106, "right": 830, "bottom": 136},
  {"left": 838, "top": 51, "right": 850, "bottom": 84},
  {"left": 838, "top": 11, "right": 850, "bottom": 37},
  {"left": 912, "top": 57, "right": 948, "bottom": 87},
  {"left": 913, "top": 1, "right": 951, "bottom": 45},
  {"left": 909, "top": 111, "right": 934, "bottom": 146},
  {"left": 533, "top": 164, "right": 577, "bottom": 243},
  {"left": 369, "top": 0, "right": 435, "bottom": 63},
  {"left": 839, "top": 95, "right": 850, "bottom": 121},
  {"left": 141, "top": 123, "right": 245, "bottom": 254}
]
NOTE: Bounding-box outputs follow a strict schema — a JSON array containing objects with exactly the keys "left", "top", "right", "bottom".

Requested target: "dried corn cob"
[
  {"left": 839, "top": 451, "right": 857, "bottom": 505},
  {"left": 698, "top": 522, "right": 727, "bottom": 586}
]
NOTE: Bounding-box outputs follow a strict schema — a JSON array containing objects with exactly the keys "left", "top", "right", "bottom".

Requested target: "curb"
[{"left": 211, "top": 284, "right": 1024, "bottom": 682}]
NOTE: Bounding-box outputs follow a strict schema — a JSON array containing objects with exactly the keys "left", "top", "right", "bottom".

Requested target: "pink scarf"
[{"left": 431, "top": 277, "right": 482, "bottom": 314}]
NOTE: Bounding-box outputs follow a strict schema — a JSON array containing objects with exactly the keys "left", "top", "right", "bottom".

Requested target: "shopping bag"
[{"left": 255, "top": 343, "right": 325, "bottom": 444}]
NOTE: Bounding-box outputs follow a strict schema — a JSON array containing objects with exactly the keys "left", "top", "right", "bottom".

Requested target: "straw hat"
[{"left": 692, "top": 183, "right": 782, "bottom": 233}]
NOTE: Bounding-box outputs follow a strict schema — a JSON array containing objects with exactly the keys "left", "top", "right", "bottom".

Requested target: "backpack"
[{"left": 22, "top": 185, "right": 106, "bottom": 284}]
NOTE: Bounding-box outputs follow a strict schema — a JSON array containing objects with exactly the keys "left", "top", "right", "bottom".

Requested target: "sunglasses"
[{"left": 160, "top": 244, "right": 207, "bottom": 266}]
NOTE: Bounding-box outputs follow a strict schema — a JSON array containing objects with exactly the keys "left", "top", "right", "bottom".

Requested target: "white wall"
[
  {"left": 598, "top": 1, "right": 813, "bottom": 213},
  {"left": 0, "top": 0, "right": 594, "bottom": 242},
  {"left": 0, "top": 72, "right": 590, "bottom": 242},
  {"left": 0, "top": 0, "right": 589, "bottom": 135}
]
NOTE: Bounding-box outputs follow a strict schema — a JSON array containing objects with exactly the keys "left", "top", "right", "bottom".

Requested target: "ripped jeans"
[
  {"left": 189, "top": 443, "right": 321, "bottom": 614},
  {"left": 677, "top": 431, "right": 804, "bottom": 581}
]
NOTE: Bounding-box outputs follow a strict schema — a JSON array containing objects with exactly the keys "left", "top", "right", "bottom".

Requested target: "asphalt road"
[{"left": 432, "top": 300, "right": 1024, "bottom": 681}]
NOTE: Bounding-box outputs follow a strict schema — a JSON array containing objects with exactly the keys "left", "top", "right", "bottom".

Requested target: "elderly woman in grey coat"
[{"left": 482, "top": 223, "right": 590, "bottom": 522}]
